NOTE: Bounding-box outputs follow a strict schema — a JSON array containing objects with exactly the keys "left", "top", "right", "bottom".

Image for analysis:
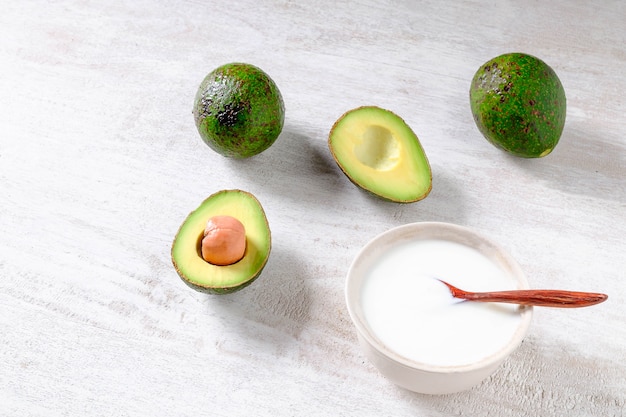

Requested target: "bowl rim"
[{"left": 345, "top": 221, "right": 534, "bottom": 374}]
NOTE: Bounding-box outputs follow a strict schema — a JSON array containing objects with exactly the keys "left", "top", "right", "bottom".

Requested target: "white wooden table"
[{"left": 2, "top": 1, "right": 625, "bottom": 416}]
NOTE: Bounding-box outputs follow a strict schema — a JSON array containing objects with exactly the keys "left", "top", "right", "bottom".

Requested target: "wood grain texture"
[{"left": 1, "top": 1, "right": 624, "bottom": 416}]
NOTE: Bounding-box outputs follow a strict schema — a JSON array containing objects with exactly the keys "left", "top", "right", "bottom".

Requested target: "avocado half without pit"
[
  {"left": 328, "top": 106, "right": 432, "bottom": 203},
  {"left": 171, "top": 189, "right": 271, "bottom": 294}
]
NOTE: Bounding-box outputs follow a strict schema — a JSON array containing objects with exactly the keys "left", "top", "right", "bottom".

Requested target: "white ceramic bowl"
[{"left": 345, "top": 222, "right": 533, "bottom": 395}]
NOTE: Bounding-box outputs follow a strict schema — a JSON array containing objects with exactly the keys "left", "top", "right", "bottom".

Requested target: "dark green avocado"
[
  {"left": 470, "top": 53, "right": 566, "bottom": 158},
  {"left": 193, "top": 63, "right": 285, "bottom": 158}
]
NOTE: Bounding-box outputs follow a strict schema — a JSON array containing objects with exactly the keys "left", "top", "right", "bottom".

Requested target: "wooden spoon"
[{"left": 438, "top": 279, "right": 608, "bottom": 308}]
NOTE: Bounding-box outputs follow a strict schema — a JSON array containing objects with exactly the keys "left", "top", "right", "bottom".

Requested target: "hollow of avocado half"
[
  {"left": 193, "top": 63, "right": 285, "bottom": 159},
  {"left": 469, "top": 53, "right": 566, "bottom": 158},
  {"left": 328, "top": 106, "right": 432, "bottom": 203},
  {"left": 171, "top": 190, "right": 271, "bottom": 295}
]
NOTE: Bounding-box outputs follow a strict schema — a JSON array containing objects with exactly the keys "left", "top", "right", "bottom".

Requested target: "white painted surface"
[{"left": 1, "top": 1, "right": 624, "bottom": 416}]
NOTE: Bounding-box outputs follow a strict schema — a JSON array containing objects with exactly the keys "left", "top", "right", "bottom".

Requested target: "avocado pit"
[{"left": 201, "top": 215, "right": 247, "bottom": 266}]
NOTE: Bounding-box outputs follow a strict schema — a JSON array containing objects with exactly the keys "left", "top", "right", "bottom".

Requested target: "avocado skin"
[
  {"left": 178, "top": 272, "right": 260, "bottom": 295},
  {"left": 193, "top": 63, "right": 285, "bottom": 158},
  {"left": 470, "top": 53, "right": 566, "bottom": 158}
]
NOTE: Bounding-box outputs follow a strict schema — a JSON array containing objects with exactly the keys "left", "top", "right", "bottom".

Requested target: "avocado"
[
  {"left": 470, "top": 53, "right": 566, "bottom": 158},
  {"left": 171, "top": 189, "right": 271, "bottom": 294},
  {"left": 193, "top": 63, "right": 285, "bottom": 158},
  {"left": 328, "top": 106, "right": 432, "bottom": 203}
]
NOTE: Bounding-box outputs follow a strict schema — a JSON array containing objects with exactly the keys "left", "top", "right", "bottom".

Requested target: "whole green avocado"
[
  {"left": 193, "top": 63, "right": 285, "bottom": 158},
  {"left": 469, "top": 53, "right": 566, "bottom": 158}
]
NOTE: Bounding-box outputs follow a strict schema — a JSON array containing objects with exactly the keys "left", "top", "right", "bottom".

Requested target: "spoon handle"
[{"left": 440, "top": 280, "right": 608, "bottom": 308}]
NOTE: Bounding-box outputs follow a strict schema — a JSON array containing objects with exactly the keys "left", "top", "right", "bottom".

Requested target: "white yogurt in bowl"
[{"left": 345, "top": 222, "right": 533, "bottom": 394}]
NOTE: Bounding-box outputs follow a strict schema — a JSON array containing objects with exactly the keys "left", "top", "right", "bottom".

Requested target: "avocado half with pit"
[
  {"left": 171, "top": 189, "right": 271, "bottom": 294},
  {"left": 328, "top": 106, "right": 432, "bottom": 203}
]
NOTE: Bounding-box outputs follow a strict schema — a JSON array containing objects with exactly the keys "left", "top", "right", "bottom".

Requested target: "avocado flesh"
[
  {"left": 193, "top": 63, "right": 285, "bottom": 159},
  {"left": 328, "top": 106, "right": 432, "bottom": 203},
  {"left": 171, "top": 190, "right": 271, "bottom": 294},
  {"left": 470, "top": 53, "right": 566, "bottom": 158}
]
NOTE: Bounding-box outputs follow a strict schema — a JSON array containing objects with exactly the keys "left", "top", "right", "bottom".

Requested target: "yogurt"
[{"left": 360, "top": 238, "right": 524, "bottom": 368}]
